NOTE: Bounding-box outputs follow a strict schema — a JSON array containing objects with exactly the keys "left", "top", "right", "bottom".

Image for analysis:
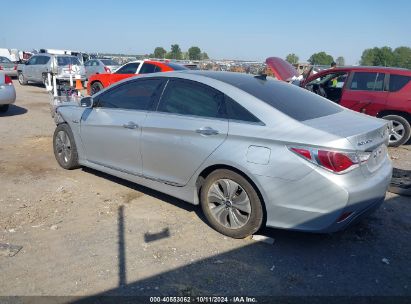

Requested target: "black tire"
[
  {"left": 0, "top": 104, "right": 9, "bottom": 112},
  {"left": 90, "top": 82, "right": 103, "bottom": 95},
  {"left": 383, "top": 115, "right": 411, "bottom": 147},
  {"left": 53, "top": 124, "right": 80, "bottom": 170},
  {"left": 200, "top": 169, "right": 263, "bottom": 238},
  {"left": 18, "top": 72, "right": 27, "bottom": 85}
]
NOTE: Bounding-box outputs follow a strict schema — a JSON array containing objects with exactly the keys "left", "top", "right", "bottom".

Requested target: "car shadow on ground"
[
  {"left": 0, "top": 104, "right": 27, "bottom": 117},
  {"left": 73, "top": 168, "right": 411, "bottom": 299},
  {"left": 81, "top": 167, "right": 206, "bottom": 221}
]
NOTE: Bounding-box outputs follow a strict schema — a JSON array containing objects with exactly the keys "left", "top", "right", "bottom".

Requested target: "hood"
[{"left": 265, "top": 57, "right": 299, "bottom": 81}]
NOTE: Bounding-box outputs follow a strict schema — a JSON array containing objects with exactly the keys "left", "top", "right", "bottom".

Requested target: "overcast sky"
[{"left": 1, "top": 0, "right": 410, "bottom": 64}]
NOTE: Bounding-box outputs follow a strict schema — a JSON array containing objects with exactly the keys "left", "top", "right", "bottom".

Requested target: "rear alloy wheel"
[
  {"left": 200, "top": 169, "right": 263, "bottom": 238},
  {"left": 18, "top": 72, "right": 27, "bottom": 85},
  {"left": 53, "top": 124, "right": 79, "bottom": 170},
  {"left": 383, "top": 115, "right": 411, "bottom": 147},
  {"left": 0, "top": 104, "right": 9, "bottom": 112},
  {"left": 90, "top": 82, "right": 103, "bottom": 95}
]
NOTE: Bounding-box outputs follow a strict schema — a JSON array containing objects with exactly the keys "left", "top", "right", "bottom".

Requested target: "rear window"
[
  {"left": 0, "top": 56, "right": 11, "bottom": 63},
  {"left": 389, "top": 74, "right": 411, "bottom": 92},
  {"left": 101, "top": 59, "right": 118, "bottom": 66},
  {"left": 205, "top": 73, "right": 341, "bottom": 121},
  {"left": 57, "top": 56, "right": 81, "bottom": 66},
  {"left": 164, "top": 63, "right": 189, "bottom": 71}
]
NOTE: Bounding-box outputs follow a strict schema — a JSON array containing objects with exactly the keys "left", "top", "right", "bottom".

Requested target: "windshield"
[
  {"left": 101, "top": 59, "right": 118, "bottom": 66},
  {"left": 57, "top": 56, "right": 81, "bottom": 66}
]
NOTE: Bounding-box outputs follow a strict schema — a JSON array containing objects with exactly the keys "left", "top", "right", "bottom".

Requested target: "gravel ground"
[{"left": 0, "top": 81, "right": 410, "bottom": 298}]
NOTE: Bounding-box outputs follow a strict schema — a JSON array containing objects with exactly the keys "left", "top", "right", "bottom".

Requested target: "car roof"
[
  {"left": 320, "top": 66, "right": 411, "bottom": 75},
  {"left": 35, "top": 53, "right": 77, "bottom": 58}
]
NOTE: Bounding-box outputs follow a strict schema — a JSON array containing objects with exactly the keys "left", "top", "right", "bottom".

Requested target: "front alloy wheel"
[{"left": 53, "top": 124, "right": 79, "bottom": 170}]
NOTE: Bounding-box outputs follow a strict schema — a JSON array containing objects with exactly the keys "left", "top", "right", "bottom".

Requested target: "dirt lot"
[{"left": 0, "top": 81, "right": 410, "bottom": 298}]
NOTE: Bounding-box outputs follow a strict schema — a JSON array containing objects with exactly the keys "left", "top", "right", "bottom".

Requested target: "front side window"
[
  {"left": 38, "top": 56, "right": 50, "bottom": 65},
  {"left": 389, "top": 74, "right": 411, "bottom": 92},
  {"left": 96, "top": 79, "right": 163, "bottom": 110},
  {"left": 350, "top": 72, "right": 385, "bottom": 91},
  {"left": 158, "top": 79, "right": 224, "bottom": 118},
  {"left": 115, "top": 62, "right": 140, "bottom": 74},
  {"left": 27, "top": 56, "right": 38, "bottom": 65}
]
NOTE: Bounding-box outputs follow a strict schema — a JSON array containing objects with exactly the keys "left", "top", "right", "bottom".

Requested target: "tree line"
[
  {"left": 150, "top": 45, "right": 209, "bottom": 61},
  {"left": 285, "top": 46, "right": 411, "bottom": 69}
]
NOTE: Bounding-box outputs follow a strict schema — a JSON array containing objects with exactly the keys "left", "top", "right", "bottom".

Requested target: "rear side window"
[
  {"left": 350, "top": 72, "right": 385, "bottom": 91},
  {"left": 139, "top": 63, "right": 160, "bottom": 74},
  {"left": 158, "top": 79, "right": 224, "bottom": 118},
  {"left": 225, "top": 96, "right": 260, "bottom": 123},
  {"left": 389, "top": 74, "right": 411, "bottom": 92},
  {"left": 97, "top": 79, "right": 163, "bottom": 110},
  {"left": 115, "top": 62, "right": 140, "bottom": 74},
  {"left": 164, "top": 63, "right": 189, "bottom": 71}
]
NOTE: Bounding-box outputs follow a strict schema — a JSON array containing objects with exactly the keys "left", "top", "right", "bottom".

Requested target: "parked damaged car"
[
  {"left": 18, "top": 54, "right": 86, "bottom": 86},
  {"left": 53, "top": 71, "right": 392, "bottom": 238},
  {"left": 266, "top": 57, "right": 411, "bottom": 146}
]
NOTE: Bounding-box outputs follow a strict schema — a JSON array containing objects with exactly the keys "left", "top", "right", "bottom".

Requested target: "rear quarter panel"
[{"left": 386, "top": 81, "right": 411, "bottom": 115}]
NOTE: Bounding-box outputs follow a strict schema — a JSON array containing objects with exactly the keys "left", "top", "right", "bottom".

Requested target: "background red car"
[
  {"left": 266, "top": 58, "right": 411, "bottom": 146},
  {"left": 301, "top": 67, "right": 411, "bottom": 146},
  {"left": 87, "top": 60, "right": 188, "bottom": 95}
]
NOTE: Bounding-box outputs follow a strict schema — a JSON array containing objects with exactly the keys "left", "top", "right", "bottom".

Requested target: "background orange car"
[{"left": 87, "top": 60, "right": 188, "bottom": 95}]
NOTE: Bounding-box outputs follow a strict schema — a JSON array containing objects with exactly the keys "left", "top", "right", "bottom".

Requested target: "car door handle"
[
  {"left": 196, "top": 127, "right": 219, "bottom": 136},
  {"left": 122, "top": 122, "right": 139, "bottom": 129}
]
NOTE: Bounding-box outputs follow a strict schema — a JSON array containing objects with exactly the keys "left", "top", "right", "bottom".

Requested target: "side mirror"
[{"left": 80, "top": 97, "right": 94, "bottom": 108}]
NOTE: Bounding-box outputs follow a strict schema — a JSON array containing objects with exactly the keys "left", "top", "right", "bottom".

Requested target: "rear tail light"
[
  {"left": 0, "top": 65, "right": 3, "bottom": 70},
  {"left": 5, "top": 75, "right": 13, "bottom": 85},
  {"left": 14, "top": 65, "right": 17, "bottom": 70},
  {"left": 104, "top": 66, "right": 111, "bottom": 73},
  {"left": 289, "top": 146, "right": 370, "bottom": 174}
]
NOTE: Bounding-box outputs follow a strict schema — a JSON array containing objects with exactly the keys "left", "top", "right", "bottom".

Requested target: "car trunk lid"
[
  {"left": 303, "top": 110, "right": 390, "bottom": 176},
  {"left": 265, "top": 57, "right": 299, "bottom": 81}
]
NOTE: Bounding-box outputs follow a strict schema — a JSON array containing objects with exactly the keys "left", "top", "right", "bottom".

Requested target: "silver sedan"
[
  {"left": 0, "top": 72, "right": 16, "bottom": 112},
  {"left": 52, "top": 71, "right": 392, "bottom": 238}
]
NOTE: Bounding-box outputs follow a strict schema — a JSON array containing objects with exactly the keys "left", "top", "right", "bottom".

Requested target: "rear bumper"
[
  {"left": 56, "top": 75, "right": 87, "bottom": 82},
  {"left": 0, "top": 85, "right": 16, "bottom": 105},
  {"left": 261, "top": 156, "right": 392, "bottom": 233},
  {"left": 2, "top": 70, "right": 17, "bottom": 77}
]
